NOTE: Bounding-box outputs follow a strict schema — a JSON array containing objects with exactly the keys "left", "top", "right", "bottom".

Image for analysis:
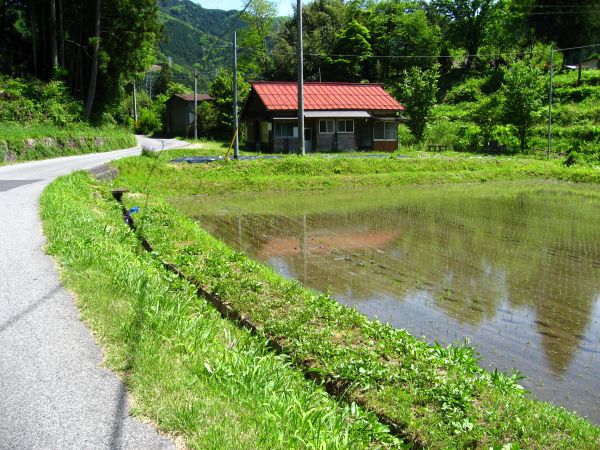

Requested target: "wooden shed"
[{"left": 166, "top": 93, "right": 213, "bottom": 137}]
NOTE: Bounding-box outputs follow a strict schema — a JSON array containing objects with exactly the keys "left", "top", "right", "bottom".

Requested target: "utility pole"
[
  {"left": 297, "top": 0, "right": 305, "bottom": 155},
  {"left": 194, "top": 68, "right": 198, "bottom": 140},
  {"left": 547, "top": 47, "right": 553, "bottom": 159},
  {"left": 318, "top": 67, "right": 321, "bottom": 82},
  {"left": 233, "top": 31, "right": 239, "bottom": 160},
  {"left": 133, "top": 79, "right": 138, "bottom": 123}
]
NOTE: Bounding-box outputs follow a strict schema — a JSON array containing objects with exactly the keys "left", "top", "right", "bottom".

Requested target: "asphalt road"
[{"left": 0, "top": 136, "right": 186, "bottom": 449}]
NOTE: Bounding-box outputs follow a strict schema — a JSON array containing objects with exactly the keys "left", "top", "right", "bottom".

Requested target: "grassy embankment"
[
  {"left": 40, "top": 172, "right": 401, "bottom": 449},
  {"left": 104, "top": 151, "right": 600, "bottom": 448},
  {"left": 0, "top": 122, "right": 136, "bottom": 164},
  {"left": 0, "top": 75, "right": 136, "bottom": 164}
]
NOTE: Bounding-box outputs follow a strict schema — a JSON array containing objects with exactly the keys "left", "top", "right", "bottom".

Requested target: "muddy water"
[{"left": 171, "top": 181, "right": 600, "bottom": 423}]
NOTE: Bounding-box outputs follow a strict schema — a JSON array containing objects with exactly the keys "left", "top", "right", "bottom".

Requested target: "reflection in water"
[{"left": 171, "top": 181, "right": 600, "bottom": 423}]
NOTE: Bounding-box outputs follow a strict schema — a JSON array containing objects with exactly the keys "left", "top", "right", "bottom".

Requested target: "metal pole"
[
  {"left": 547, "top": 47, "right": 553, "bottom": 159},
  {"left": 297, "top": 0, "right": 305, "bottom": 155},
  {"left": 133, "top": 79, "right": 138, "bottom": 123},
  {"left": 233, "top": 31, "right": 239, "bottom": 160},
  {"left": 194, "top": 68, "right": 198, "bottom": 140}
]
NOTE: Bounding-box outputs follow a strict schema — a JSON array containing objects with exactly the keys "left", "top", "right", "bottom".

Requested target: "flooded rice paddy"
[{"left": 171, "top": 181, "right": 600, "bottom": 423}]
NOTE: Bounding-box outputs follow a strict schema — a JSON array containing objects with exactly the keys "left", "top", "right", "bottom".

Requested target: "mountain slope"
[{"left": 158, "top": 0, "right": 244, "bottom": 81}]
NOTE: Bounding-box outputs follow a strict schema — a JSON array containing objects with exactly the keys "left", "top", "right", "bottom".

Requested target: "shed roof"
[
  {"left": 251, "top": 82, "right": 403, "bottom": 111},
  {"left": 171, "top": 93, "right": 213, "bottom": 102}
]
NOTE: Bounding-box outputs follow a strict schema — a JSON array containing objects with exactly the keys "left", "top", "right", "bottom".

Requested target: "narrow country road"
[{"left": 0, "top": 137, "right": 187, "bottom": 449}]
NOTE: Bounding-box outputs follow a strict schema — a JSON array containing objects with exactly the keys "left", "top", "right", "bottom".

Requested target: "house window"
[
  {"left": 374, "top": 121, "right": 396, "bottom": 140},
  {"left": 319, "top": 120, "right": 334, "bottom": 134},
  {"left": 337, "top": 120, "right": 354, "bottom": 133},
  {"left": 274, "top": 122, "right": 297, "bottom": 138},
  {"left": 260, "top": 122, "right": 270, "bottom": 143},
  {"left": 245, "top": 123, "right": 255, "bottom": 142}
]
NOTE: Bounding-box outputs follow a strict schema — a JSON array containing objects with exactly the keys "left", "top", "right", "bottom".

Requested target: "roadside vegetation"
[
  {"left": 40, "top": 172, "right": 401, "bottom": 449},
  {"left": 0, "top": 76, "right": 135, "bottom": 164}
]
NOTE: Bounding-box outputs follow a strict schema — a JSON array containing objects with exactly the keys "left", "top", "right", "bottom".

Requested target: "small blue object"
[{"left": 124, "top": 206, "right": 140, "bottom": 224}]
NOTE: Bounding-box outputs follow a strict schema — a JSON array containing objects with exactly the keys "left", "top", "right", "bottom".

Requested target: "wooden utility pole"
[
  {"left": 297, "top": 0, "right": 305, "bottom": 155},
  {"left": 133, "top": 80, "right": 138, "bottom": 123},
  {"left": 547, "top": 47, "right": 553, "bottom": 159},
  {"left": 84, "top": 0, "right": 101, "bottom": 119},
  {"left": 233, "top": 32, "right": 239, "bottom": 160},
  {"left": 194, "top": 68, "right": 198, "bottom": 140}
]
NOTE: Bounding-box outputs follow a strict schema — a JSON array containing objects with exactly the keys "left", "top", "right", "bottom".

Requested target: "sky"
[{"left": 192, "top": 0, "right": 295, "bottom": 17}]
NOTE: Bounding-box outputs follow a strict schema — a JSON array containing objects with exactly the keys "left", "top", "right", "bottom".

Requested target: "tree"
[
  {"left": 401, "top": 65, "right": 440, "bottom": 142},
  {"left": 204, "top": 69, "right": 250, "bottom": 140},
  {"left": 432, "top": 0, "right": 498, "bottom": 70},
  {"left": 366, "top": 1, "right": 441, "bottom": 81},
  {"left": 326, "top": 19, "right": 372, "bottom": 81},
  {"left": 470, "top": 93, "right": 501, "bottom": 148},
  {"left": 239, "top": 0, "right": 278, "bottom": 78},
  {"left": 271, "top": 0, "right": 348, "bottom": 80},
  {"left": 0, "top": 0, "right": 162, "bottom": 118},
  {"left": 528, "top": 0, "right": 600, "bottom": 50},
  {"left": 501, "top": 60, "right": 545, "bottom": 152}
]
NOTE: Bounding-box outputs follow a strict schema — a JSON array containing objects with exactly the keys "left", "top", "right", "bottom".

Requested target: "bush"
[
  {"left": 554, "top": 86, "right": 600, "bottom": 103},
  {"left": 395, "top": 124, "right": 413, "bottom": 147},
  {"left": 0, "top": 76, "right": 82, "bottom": 126},
  {"left": 135, "top": 109, "right": 161, "bottom": 135},
  {"left": 444, "top": 77, "right": 483, "bottom": 104},
  {"left": 424, "top": 121, "right": 480, "bottom": 151},
  {"left": 491, "top": 125, "right": 519, "bottom": 152}
]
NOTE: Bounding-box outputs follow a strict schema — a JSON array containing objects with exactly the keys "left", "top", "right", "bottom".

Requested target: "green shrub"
[
  {"left": 554, "top": 86, "right": 600, "bottom": 103},
  {"left": 397, "top": 124, "right": 416, "bottom": 146},
  {"left": 491, "top": 124, "right": 519, "bottom": 152},
  {"left": 425, "top": 121, "right": 480, "bottom": 151},
  {"left": 135, "top": 109, "right": 161, "bottom": 135},
  {"left": 0, "top": 76, "right": 82, "bottom": 126},
  {"left": 444, "top": 77, "right": 483, "bottom": 104}
]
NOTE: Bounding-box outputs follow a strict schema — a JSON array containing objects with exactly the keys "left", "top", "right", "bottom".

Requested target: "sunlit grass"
[{"left": 40, "top": 172, "right": 401, "bottom": 449}]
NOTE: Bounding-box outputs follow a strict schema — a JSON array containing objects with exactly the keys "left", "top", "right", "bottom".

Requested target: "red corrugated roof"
[{"left": 251, "top": 82, "right": 403, "bottom": 111}]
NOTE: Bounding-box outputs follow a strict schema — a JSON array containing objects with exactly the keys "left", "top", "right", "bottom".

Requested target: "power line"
[{"left": 300, "top": 43, "right": 600, "bottom": 61}]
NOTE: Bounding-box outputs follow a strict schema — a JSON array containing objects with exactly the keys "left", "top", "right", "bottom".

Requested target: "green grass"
[
  {"left": 0, "top": 122, "right": 136, "bottom": 163},
  {"left": 111, "top": 148, "right": 600, "bottom": 197},
  {"left": 106, "top": 151, "right": 600, "bottom": 448},
  {"left": 40, "top": 172, "right": 401, "bottom": 449}
]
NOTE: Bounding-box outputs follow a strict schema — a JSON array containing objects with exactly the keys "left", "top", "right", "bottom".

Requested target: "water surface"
[{"left": 171, "top": 181, "right": 600, "bottom": 422}]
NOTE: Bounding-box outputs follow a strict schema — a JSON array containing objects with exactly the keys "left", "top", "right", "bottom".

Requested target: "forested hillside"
[
  {"left": 158, "top": 0, "right": 244, "bottom": 84},
  {"left": 1, "top": 0, "right": 161, "bottom": 118}
]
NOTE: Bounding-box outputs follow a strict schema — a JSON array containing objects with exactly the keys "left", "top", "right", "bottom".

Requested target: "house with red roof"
[{"left": 240, "top": 82, "right": 404, "bottom": 153}]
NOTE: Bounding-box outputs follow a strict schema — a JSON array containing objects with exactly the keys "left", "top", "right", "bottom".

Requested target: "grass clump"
[
  {"left": 121, "top": 191, "right": 600, "bottom": 449},
  {"left": 40, "top": 172, "right": 401, "bottom": 449}
]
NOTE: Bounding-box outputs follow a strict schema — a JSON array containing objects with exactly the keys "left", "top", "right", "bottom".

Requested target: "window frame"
[
  {"left": 336, "top": 119, "right": 354, "bottom": 134},
  {"left": 373, "top": 121, "right": 397, "bottom": 141},
  {"left": 319, "top": 119, "right": 335, "bottom": 134},
  {"left": 274, "top": 122, "right": 297, "bottom": 138}
]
